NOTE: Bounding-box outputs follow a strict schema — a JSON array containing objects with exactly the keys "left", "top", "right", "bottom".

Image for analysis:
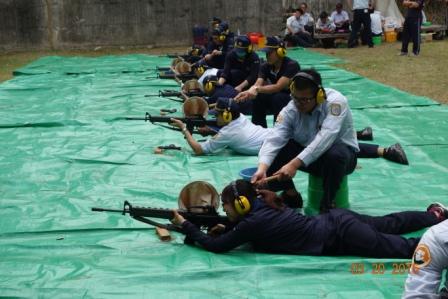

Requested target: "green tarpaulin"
[{"left": 0, "top": 48, "right": 447, "bottom": 298}]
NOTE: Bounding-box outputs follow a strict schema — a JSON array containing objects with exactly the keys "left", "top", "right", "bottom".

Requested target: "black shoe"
[
  {"left": 280, "top": 191, "right": 303, "bottom": 209},
  {"left": 427, "top": 202, "right": 448, "bottom": 221},
  {"left": 357, "top": 127, "right": 373, "bottom": 141},
  {"left": 383, "top": 143, "right": 409, "bottom": 165}
]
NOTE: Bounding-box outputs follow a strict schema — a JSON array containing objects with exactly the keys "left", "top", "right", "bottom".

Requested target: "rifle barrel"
[{"left": 92, "top": 207, "right": 123, "bottom": 213}]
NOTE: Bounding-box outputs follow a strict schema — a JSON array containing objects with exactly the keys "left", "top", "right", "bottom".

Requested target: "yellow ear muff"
[
  {"left": 219, "top": 34, "right": 226, "bottom": 42},
  {"left": 196, "top": 65, "right": 205, "bottom": 76},
  {"left": 289, "top": 79, "right": 295, "bottom": 92},
  {"left": 247, "top": 44, "right": 253, "bottom": 53},
  {"left": 204, "top": 80, "right": 217, "bottom": 94},
  {"left": 276, "top": 46, "right": 287, "bottom": 58},
  {"left": 316, "top": 87, "right": 326, "bottom": 104},
  {"left": 290, "top": 72, "right": 327, "bottom": 104},
  {"left": 235, "top": 195, "right": 250, "bottom": 215},
  {"left": 222, "top": 98, "right": 233, "bottom": 123},
  {"left": 231, "top": 181, "right": 250, "bottom": 215}
]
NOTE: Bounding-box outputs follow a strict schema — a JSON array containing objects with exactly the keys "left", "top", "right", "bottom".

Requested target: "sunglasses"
[{"left": 290, "top": 94, "right": 315, "bottom": 104}]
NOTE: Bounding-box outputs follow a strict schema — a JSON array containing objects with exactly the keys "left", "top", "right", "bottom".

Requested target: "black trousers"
[
  {"left": 266, "top": 140, "right": 357, "bottom": 208},
  {"left": 349, "top": 9, "right": 373, "bottom": 47},
  {"left": 285, "top": 32, "right": 314, "bottom": 48},
  {"left": 401, "top": 16, "right": 422, "bottom": 55},
  {"left": 252, "top": 92, "right": 290, "bottom": 128},
  {"left": 226, "top": 69, "right": 247, "bottom": 88},
  {"left": 321, "top": 208, "right": 439, "bottom": 258},
  {"left": 357, "top": 143, "right": 379, "bottom": 158}
]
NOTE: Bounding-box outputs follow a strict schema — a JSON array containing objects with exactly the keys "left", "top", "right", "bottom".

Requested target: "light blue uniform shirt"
[
  {"left": 403, "top": 220, "right": 448, "bottom": 299},
  {"left": 200, "top": 114, "right": 272, "bottom": 155},
  {"left": 258, "top": 88, "right": 359, "bottom": 167}
]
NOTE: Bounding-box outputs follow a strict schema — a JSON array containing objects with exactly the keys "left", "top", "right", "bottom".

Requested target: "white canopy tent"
[{"left": 375, "top": 0, "right": 405, "bottom": 27}]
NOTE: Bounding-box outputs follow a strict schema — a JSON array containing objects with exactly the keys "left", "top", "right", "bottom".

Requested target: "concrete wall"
[
  {"left": 0, "top": 0, "right": 50, "bottom": 49},
  {"left": 0, "top": 0, "right": 287, "bottom": 50},
  {"left": 0, "top": 0, "right": 445, "bottom": 51}
]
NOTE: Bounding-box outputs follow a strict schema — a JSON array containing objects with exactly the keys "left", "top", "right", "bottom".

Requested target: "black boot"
[
  {"left": 383, "top": 143, "right": 409, "bottom": 165},
  {"left": 357, "top": 127, "right": 373, "bottom": 141}
]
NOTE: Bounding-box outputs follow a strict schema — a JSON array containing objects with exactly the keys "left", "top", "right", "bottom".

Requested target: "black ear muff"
[
  {"left": 222, "top": 98, "right": 233, "bottom": 123},
  {"left": 231, "top": 181, "right": 250, "bottom": 215}
]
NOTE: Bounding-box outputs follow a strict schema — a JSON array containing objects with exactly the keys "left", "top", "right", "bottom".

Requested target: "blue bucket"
[{"left": 239, "top": 167, "right": 257, "bottom": 181}]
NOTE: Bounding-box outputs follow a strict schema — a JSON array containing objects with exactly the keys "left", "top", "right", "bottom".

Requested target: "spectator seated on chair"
[
  {"left": 330, "top": 2, "right": 350, "bottom": 32},
  {"left": 316, "top": 12, "right": 336, "bottom": 48},
  {"left": 284, "top": 8, "right": 314, "bottom": 48}
]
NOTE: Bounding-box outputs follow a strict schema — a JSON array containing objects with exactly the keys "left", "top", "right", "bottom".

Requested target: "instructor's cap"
[
  {"left": 234, "top": 35, "right": 251, "bottom": 55},
  {"left": 260, "top": 36, "right": 282, "bottom": 53},
  {"left": 215, "top": 97, "right": 240, "bottom": 113}
]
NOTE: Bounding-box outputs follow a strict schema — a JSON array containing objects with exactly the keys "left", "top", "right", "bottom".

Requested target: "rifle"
[
  {"left": 157, "top": 71, "right": 197, "bottom": 82},
  {"left": 92, "top": 200, "right": 229, "bottom": 232},
  {"left": 125, "top": 112, "right": 219, "bottom": 134},
  {"left": 144, "top": 89, "right": 206, "bottom": 98},
  {"left": 148, "top": 113, "right": 218, "bottom": 134}
]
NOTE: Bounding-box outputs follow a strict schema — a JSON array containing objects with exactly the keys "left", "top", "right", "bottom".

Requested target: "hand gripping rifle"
[
  {"left": 92, "top": 200, "right": 229, "bottom": 232},
  {"left": 126, "top": 112, "right": 218, "bottom": 134}
]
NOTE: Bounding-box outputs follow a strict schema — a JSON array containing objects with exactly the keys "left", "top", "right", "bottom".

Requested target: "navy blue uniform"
[
  {"left": 253, "top": 57, "right": 300, "bottom": 128},
  {"left": 220, "top": 50, "right": 260, "bottom": 87},
  {"left": 401, "top": 0, "right": 424, "bottom": 55},
  {"left": 207, "top": 84, "right": 252, "bottom": 115},
  {"left": 181, "top": 199, "right": 440, "bottom": 257},
  {"left": 205, "top": 37, "right": 234, "bottom": 69}
]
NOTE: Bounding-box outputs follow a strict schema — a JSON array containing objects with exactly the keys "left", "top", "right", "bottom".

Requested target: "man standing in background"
[
  {"left": 399, "top": 0, "right": 425, "bottom": 56},
  {"left": 348, "top": 0, "right": 375, "bottom": 48}
]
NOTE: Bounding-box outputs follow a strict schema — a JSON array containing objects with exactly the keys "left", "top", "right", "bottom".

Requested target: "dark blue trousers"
[
  {"left": 357, "top": 143, "right": 379, "bottom": 158},
  {"left": 321, "top": 209, "right": 439, "bottom": 258},
  {"left": 252, "top": 92, "right": 290, "bottom": 128},
  {"left": 266, "top": 140, "right": 357, "bottom": 209},
  {"left": 401, "top": 16, "right": 422, "bottom": 55}
]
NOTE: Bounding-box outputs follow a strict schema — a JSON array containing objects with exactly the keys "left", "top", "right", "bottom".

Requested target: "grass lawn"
[
  {"left": 312, "top": 39, "right": 448, "bottom": 104},
  {"left": 1, "top": 39, "right": 447, "bottom": 104}
]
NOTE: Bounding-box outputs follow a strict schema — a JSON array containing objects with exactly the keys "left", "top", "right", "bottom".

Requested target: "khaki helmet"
[
  {"left": 171, "top": 57, "right": 184, "bottom": 68},
  {"left": 183, "top": 96, "right": 209, "bottom": 118},
  {"left": 182, "top": 79, "right": 203, "bottom": 94},
  {"left": 178, "top": 181, "right": 219, "bottom": 211},
  {"left": 174, "top": 61, "right": 192, "bottom": 75}
]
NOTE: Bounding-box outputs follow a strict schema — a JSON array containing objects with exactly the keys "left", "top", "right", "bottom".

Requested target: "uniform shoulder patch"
[
  {"left": 411, "top": 243, "right": 432, "bottom": 272},
  {"left": 330, "top": 103, "right": 342, "bottom": 116},
  {"left": 275, "top": 114, "right": 284, "bottom": 124}
]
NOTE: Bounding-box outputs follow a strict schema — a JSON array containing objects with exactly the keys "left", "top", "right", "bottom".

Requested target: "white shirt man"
[
  {"left": 370, "top": 11, "right": 384, "bottom": 35},
  {"left": 201, "top": 114, "right": 272, "bottom": 155},
  {"left": 285, "top": 14, "right": 304, "bottom": 35},
  {"left": 330, "top": 10, "right": 350, "bottom": 27}
]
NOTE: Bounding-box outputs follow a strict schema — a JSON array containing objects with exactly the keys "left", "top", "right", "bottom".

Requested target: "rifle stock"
[{"left": 92, "top": 200, "right": 229, "bottom": 231}]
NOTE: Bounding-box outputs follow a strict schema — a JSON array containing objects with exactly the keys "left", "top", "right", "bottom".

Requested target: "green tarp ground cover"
[{"left": 1, "top": 48, "right": 447, "bottom": 298}]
